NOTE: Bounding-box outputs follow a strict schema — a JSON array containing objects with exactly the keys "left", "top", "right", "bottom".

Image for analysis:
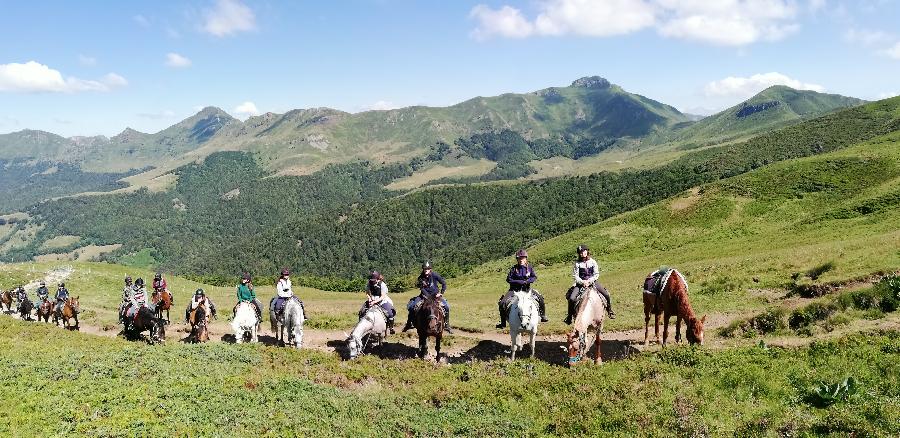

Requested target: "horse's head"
[
  {"left": 68, "top": 297, "right": 80, "bottom": 313},
  {"left": 150, "top": 319, "right": 166, "bottom": 344},
  {"left": 686, "top": 315, "right": 706, "bottom": 345},
  {"left": 346, "top": 335, "right": 361, "bottom": 359},
  {"left": 418, "top": 297, "right": 444, "bottom": 335},
  {"left": 513, "top": 291, "right": 536, "bottom": 329},
  {"left": 566, "top": 331, "right": 586, "bottom": 368}
]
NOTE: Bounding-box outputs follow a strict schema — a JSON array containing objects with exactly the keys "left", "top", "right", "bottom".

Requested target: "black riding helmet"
[
  {"left": 154, "top": 273, "right": 162, "bottom": 280},
  {"left": 422, "top": 261, "right": 432, "bottom": 271},
  {"left": 124, "top": 275, "right": 132, "bottom": 285},
  {"left": 369, "top": 271, "right": 382, "bottom": 281},
  {"left": 195, "top": 288, "right": 205, "bottom": 297},
  {"left": 135, "top": 278, "right": 144, "bottom": 287},
  {"left": 241, "top": 272, "right": 251, "bottom": 281},
  {"left": 58, "top": 282, "right": 65, "bottom": 288}
]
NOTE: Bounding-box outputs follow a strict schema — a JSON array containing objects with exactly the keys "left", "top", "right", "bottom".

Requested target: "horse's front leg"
[
  {"left": 675, "top": 316, "right": 682, "bottom": 344},
  {"left": 510, "top": 328, "right": 518, "bottom": 360},
  {"left": 418, "top": 334, "right": 427, "bottom": 359},
  {"left": 435, "top": 335, "right": 442, "bottom": 360},
  {"left": 662, "top": 313, "right": 672, "bottom": 347},
  {"left": 643, "top": 311, "right": 650, "bottom": 347},
  {"left": 593, "top": 331, "right": 603, "bottom": 365},
  {"left": 654, "top": 312, "right": 661, "bottom": 345},
  {"left": 74, "top": 315, "right": 80, "bottom": 331},
  {"left": 529, "top": 330, "right": 536, "bottom": 358}
]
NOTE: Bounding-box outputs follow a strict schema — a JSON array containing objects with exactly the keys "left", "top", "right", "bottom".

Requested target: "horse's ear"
[{"left": 701, "top": 315, "right": 707, "bottom": 324}]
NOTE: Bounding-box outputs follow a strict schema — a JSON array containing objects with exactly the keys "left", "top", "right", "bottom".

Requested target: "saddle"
[
  {"left": 644, "top": 268, "right": 674, "bottom": 296},
  {"left": 361, "top": 304, "right": 389, "bottom": 321}
]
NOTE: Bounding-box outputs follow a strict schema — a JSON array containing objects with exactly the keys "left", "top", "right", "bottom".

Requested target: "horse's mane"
[{"left": 666, "top": 271, "right": 697, "bottom": 322}]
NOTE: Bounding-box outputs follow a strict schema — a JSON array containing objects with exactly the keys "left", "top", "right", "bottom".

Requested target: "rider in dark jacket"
[
  {"left": 496, "top": 250, "right": 548, "bottom": 329},
  {"left": 402, "top": 261, "right": 452, "bottom": 333},
  {"left": 36, "top": 281, "right": 49, "bottom": 303},
  {"left": 54, "top": 283, "right": 69, "bottom": 314}
]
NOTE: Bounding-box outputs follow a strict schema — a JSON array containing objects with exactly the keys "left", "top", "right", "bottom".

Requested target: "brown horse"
[
  {"left": 189, "top": 305, "right": 210, "bottom": 343},
  {"left": 649, "top": 270, "right": 705, "bottom": 347},
  {"left": 0, "top": 289, "right": 12, "bottom": 312},
  {"left": 414, "top": 296, "right": 445, "bottom": 359},
  {"left": 151, "top": 289, "right": 173, "bottom": 323},
  {"left": 36, "top": 299, "right": 53, "bottom": 323},
  {"left": 566, "top": 286, "right": 607, "bottom": 367},
  {"left": 54, "top": 297, "right": 80, "bottom": 330},
  {"left": 18, "top": 296, "right": 33, "bottom": 321}
]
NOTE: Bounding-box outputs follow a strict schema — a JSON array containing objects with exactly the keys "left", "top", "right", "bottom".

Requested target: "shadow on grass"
[{"left": 452, "top": 338, "right": 640, "bottom": 366}]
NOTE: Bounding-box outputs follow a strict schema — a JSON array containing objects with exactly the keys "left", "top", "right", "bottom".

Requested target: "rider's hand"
[{"left": 436, "top": 293, "right": 443, "bottom": 298}]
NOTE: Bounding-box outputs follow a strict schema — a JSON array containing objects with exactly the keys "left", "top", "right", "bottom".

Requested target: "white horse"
[
  {"left": 346, "top": 306, "right": 388, "bottom": 359},
  {"left": 508, "top": 289, "right": 540, "bottom": 360},
  {"left": 271, "top": 298, "right": 304, "bottom": 349},
  {"left": 231, "top": 302, "right": 258, "bottom": 343}
]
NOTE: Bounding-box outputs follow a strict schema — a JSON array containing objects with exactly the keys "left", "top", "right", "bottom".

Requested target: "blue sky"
[{"left": 1, "top": 0, "right": 898, "bottom": 137}]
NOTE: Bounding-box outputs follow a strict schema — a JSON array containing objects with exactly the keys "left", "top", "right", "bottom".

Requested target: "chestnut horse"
[
  {"left": 0, "top": 290, "right": 12, "bottom": 312},
  {"left": 644, "top": 269, "right": 705, "bottom": 347},
  {"left": 36, "top": 299, "right": 53, "bottom": 323},
  {"left": 414, "top": 296, "right": 445, "bottom": 359},
  {"left": 151, "top": 289, "right": 173, "bottom": 323},
  {"left": 54, "top": 297, "right": 80, "bottom": 330},
  {"left": 566, "top": 285, "right": 607, "bottom": 367}
]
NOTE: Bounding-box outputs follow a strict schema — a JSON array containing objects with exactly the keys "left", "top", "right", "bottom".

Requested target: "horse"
[
  {"left": 53, "top": 297, "right": 80, "bottom": 330},
  {"left": 0, "top": 290, "right": 12, "bottom": 312},
  {"left": 36, "top": 299, "right": 52, "bottom": 323},
  {"left": 123, "top": 305, "right": 165, "bottom": 344},
  {"left": 413, "top": 296, "right": 445, "bottom": 360},
  {"left": 508, "top": 289, "right": 539, "bottom": 360},
  {"left": 566, "top": 285, "right": 607, "bottom": 367},
  {"left": 231, "top": 302, "right": 259, "bottom": 343},
  {"left": 653, "top": 269, "right": 705, "bottom": 347},
  {"left": 151, "top": 289, "right": 173, "bottom": 323},
  {"left": 270, "top": 298, "right": 304, "bottom": 348},
  {"left": 189, "top": 305, "right": 210, "bottom": 343},
  {"left": 18, "top": 296, "right": 33, "bottom": 321},
  {"left": 346, "top": 305, "right": 388, "bottom": 359}
]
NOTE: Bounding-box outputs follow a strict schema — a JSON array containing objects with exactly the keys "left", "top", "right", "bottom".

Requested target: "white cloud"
[
  {"left": 877, "top": 91, "right": 898, "bottom": 99},
  {"left": 807, "top": 0, "right": 826, "bottom": 12},
  {"left": 233, "top": 101, "right": 261, "bottom": 117},
  {"left": 165, "top": 53, "right": 192, "bottom": 68},
  {"left": 363, "top": 100, "right": 401, "bottom": 111},
  {"left": 704, "top": 72, "right": 825, "bottom": 99},
  {"left": 137, "top": 110, "right": 177, "bottom": 119},
  {"left": 78, "top": 54, "right": 97, "bottom": 66},
  {"left": 202, "top": 0, "right": 256, "bottom": 37},
  {"left": 470, "top": 0, "right": 800, "bottom": 46},
  {"left": 844, "top": 28, "right": 894, "bottom": 46},
  {"left": 881, "top": 41, "right": 900, "bottom": 59},
  {"left": 134, "top": 14, "right": 151, "bottom": 28},
  {"left": 0, "top": 61, "right": 127, "bottom": 93}
]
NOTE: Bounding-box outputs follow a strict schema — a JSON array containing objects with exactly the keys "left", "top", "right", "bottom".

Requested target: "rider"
[
  {"left": 186, "top": 288, "right": 217, "bottom": 324},
  {"left": 235, "top": 272, "right": 263, "bottom": 324},
  {"left": 118, "top": 276, "right": 134, "bottom": 323},
  {"left": 54, "top": 282, "right": 70, "bottom": 315},
  {"left": 564, "top": 244, "right": 615, "bottom": 324},
  {"left": 152, "top": 273, "right": 169, "bottom": 296},
  {"left": 124, "top": 278, "right": 149, "bottom": 320},
  {"left": 36, "top": 281, "right": 50, "bottom": 304},
  {"left": 15, "top": 286, "right": 28, "bottom": 313},
  {"left": 362, "top": 271, "right": 396, "bottom": 334},
  {"left": 402, "top": 261, "right": 452, "bottom": 334},
  {"left": 495, "top": 250, "right": 548, "bottom": 329},
  {"left": 271, "top": 269, "right": 306, "bottom": 320}
]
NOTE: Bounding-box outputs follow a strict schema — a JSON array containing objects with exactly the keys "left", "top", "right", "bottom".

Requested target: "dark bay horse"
[
  {"left": 151, "top": 289, "right": 173, "bottom": 323},
  {"left": 36, "top": 299, "right": 52, "bottom": 323},
  {"left": 123, "top": 305, "right": 165, "bottom": 344},
  {"left": 18, "top": 296, "right": 33, "bottom": 321},
  {"left": 54, "top": 297, "right": 80, "bottom": 330},
  {"left": 189, "top": 305, "right": 210, "bottom": 343},
  {"left": 414, "top": 296, "right": 445, "bottom": 359}
]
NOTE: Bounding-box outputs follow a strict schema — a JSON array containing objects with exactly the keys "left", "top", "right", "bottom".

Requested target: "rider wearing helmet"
[
  {"left": 54, "top": 282, "right": 70, "bottom": 314},
  {"left": 15, "top": 286, "right": 28, "bottom": 313},
  {"left": 186, "top": 288, "right": 217, "bottom": 324},
  {"left": 235, "top": 272, "right": 262, "bottom": 323},
  {"left": 118, "top": 276, "right": 134, "bottom": 323},
  {"left": 565, "top": 244, "right": 615, "bottom": 324},
  {"left": 152, "top": 273, "right": 168, "bottom": 294},
  {"left": 495, "top": 249, "right": 548, "bottom": 329},
  {"left": 270, "top": 269, "right": 306, "bottom": 320},
  {"left": 36, "top": 281, "right": 50, "bottom": 303},
  {"left": 402, "top": 261, "right": 452, "bottom": 334},
  {"left": 123, "top": 278, "right": 148, "bottom": 320},
  {"left": 362, "top": 271, "right": 396, "bottom": 334}
]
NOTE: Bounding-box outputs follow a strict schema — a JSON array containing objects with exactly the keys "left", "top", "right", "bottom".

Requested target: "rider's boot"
[
  {"left": 564, "top": 299, "right": 575, "bottom": 325},
  {"left": 495, "top": 301, "right": 507, "bottom": 329},
  {"left": 387, "top": 318, "right": 396, "bottom": 335},
  {"left": 402, "top": 310, "right": 415, "bottom": 332},
  {"left": 534, "top": 292, "right": 549, "bottom": 322},
  {"left": 444, "top": 309, "right": 453, "bottom": 334}
]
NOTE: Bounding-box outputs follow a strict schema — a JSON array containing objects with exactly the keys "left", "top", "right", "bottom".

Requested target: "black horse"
[
  {"left": 123, "top": 305, "right": 165, "bottom": 344},
  {"left": 414, "top": 296, "right": 445, "bottom": 359},
  {"left": 18, "top": 296, "right": 33, "bottom": 321}
]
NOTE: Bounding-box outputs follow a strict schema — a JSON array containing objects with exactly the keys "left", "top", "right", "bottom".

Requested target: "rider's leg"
[
  {"left": 496, "top": 291, "right": 513, "bottom": 329},
  {"left": 402, "top": 297, "right": 418, "bottom": 332},
  {"left": 596, "top": 284, "right": 615, "bottom": 319},
  {"left": 442, "top": 299, "right": 453, "bottom": 334},
  {"left": 296, "top": 297, "right": 308, "bottom": 320},
  {"left": 252, "top": 298, "right": 262, "bottom": 322},
  {"left": 532, "top": 289, "right": 549, "bottom": 322}
]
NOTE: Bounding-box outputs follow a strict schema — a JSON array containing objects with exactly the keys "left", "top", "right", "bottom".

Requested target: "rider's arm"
[
  {"left": 586, "top": 259, "right": 600, "bottom": 284},
  {"left": 526, "top": 265, "right": 537, "bottom": 284},
  {"left": 506, "top": 267, "right": 523, "bottom": 286},
  {"left": 573, "top": 263, "right": 584, "bottom": 285},
  {"left": 435, "top": 273, "right": 447, "bottom": 294}
]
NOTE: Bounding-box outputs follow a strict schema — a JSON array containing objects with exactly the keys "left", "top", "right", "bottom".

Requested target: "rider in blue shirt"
[{"left": 402, "top": 261, "right": 452, "bottom": 334}]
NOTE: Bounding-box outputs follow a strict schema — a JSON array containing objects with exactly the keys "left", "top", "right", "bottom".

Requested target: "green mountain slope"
[{"left": 669, "top": 86, "right": 865, "bottom": 149}]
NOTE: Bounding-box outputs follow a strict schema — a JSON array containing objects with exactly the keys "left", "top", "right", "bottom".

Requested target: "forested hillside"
[{"left": 13, "top": 97, "right": 899, "bottom": 287}]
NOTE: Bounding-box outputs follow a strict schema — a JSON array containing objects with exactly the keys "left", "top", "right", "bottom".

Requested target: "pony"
[
  {"left": 18, "top": 296, "right": 33, "bottom": 321},
  {"left": 123, "top": 305, "right": 166, "bottom": 344},
  {"left": 151, "top": 289, "right": 173, "bottom": 323},
  {"left": 0, "top": 289, "right": 12, "bottom": 312},
  {"left": 231, "top": 302, "right": 259, "bottom": 343},
  {"left": 189, "top": 305, "right": 210, "bottom": 343},
  {"left": 346, "top": 305, "right": 388, "bottom": 359},
  {"left": 270, "top": 298, "right": 304, "bottom": 348},
  {"left": 508, "top": 289, "right": 539, "bottom": 360},
  {"left": 566, "top": 286, "right": 606, "bottom": 367},
  {"left": 645, "top": 269, "right": 705, "bottom": 347},
  {"left": 413, "top": 296, "right": 445, "bottom": 359},
  {"left": 36, "top": 298, "right": 52, "bottom": 323},
  {"left": 54, "top": 297, "right": 80, "bottom": 330}
]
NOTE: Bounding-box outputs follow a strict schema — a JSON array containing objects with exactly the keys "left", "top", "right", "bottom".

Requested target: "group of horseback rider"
[
  {"left": 119, "top": 273, "right": 171, "bottom": 323},
  {"left": 7, "top": 281, "right": 70, "bottom": 316}
]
